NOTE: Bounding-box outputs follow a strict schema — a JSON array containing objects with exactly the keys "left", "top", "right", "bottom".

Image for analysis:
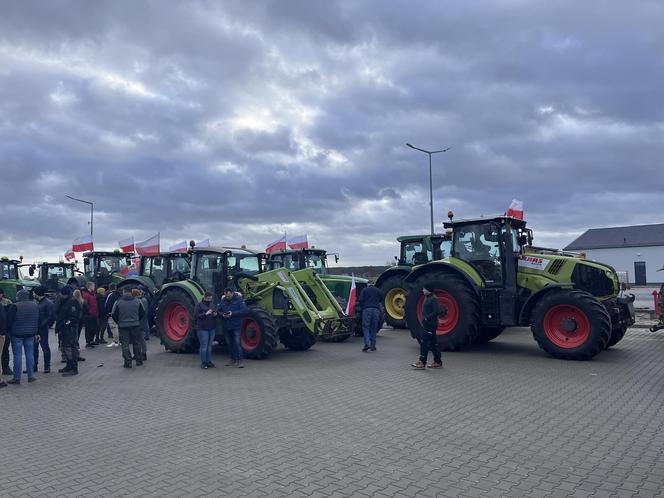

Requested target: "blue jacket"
[
  {"left": 195, "top": 301, "right": 217, "bottom": 331},
  {"left": 358, "top": 285, "right": 382, "bottom": 310},
  {"left": 37, "top": 297, "right": 56, "bottom": 331},
  {"left": 10, "top": 291, "right": 39, "bottom": 338},
  {"left": 218, "top": 294, "right": 248, "bottom": 329}
]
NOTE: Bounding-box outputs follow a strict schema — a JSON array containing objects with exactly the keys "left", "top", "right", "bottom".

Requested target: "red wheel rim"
[
  {"left": 241, "top": 318, "right": 261, "bottom": 350},
  {"left": 164, "top": 302, "right": 190, "bottom": 342},
  {"left": 417, "top": 290, "right": 459, "bottom": 335},
  {"left": 543, "top": 304, "right": 590, "bottom": 348}
]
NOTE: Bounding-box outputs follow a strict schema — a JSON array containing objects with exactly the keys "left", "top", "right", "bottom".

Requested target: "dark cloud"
[{"left": 1, "top": 0, "right": 663, "bottom": 266}]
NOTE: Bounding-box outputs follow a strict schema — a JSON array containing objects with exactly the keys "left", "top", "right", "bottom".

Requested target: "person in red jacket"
[{"left": 81, "top": 282, "right": 99, "bottom": 348}]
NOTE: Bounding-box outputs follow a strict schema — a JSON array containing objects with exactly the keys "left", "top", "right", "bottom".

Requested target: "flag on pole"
[
  {"left": 196, "top": 239, "right": 210, "bottom": 248},
  {"left": 119, "top": 237, "right": 134, "bottom": 253},
  {"left": 64, "top": 249, "right": 75, "bottom": 261},
  {"left": 136, "top": 233, "right": 160, "bottom": 256},
  {"left": 287, "top": 234, "right": 309, "bottom": 250},
  {"left": 72, "top": 235, "right": 94, "bottom": 252},
  {"left": 345, "top": 274, "right": 357, "bottom": 317},
  {"left": 169, "top": 240, "right": 188, "bottom": 253},
  {"left": 266, "top": 235, "right": 287, "bottom": 254},
  {"left": 507, "top": 199, "right": 524, "bottom": 220}
]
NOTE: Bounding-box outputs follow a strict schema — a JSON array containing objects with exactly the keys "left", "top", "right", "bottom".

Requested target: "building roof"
[{"left": 564, "top": 223, "right": 664, "bottom": 250}]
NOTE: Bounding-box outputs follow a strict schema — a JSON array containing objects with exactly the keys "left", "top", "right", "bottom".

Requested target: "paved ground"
[{"left": 1, "top": 326, "right": 664, "bottom": 498}]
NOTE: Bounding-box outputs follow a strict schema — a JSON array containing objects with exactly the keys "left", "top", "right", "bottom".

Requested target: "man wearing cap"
[
  {"left": 412, "top": 285, "right": 445, "bottom": 370},
  {"left": 34, "top": 286, "right": 55, "bottom": 374},
  {"left": 6, "top": 289, "right": 39, "bottom": 384},
  {"left": 56, "top": 286, "right": 82, "bottom": 376}
]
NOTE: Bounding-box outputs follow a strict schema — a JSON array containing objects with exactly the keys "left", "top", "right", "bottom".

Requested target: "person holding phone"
[
  {"left": 194, "top": 291, "right": 217, "bottom": 369},
  {"left": 218, "top": 287, "right": 248, "bottom": 368}
]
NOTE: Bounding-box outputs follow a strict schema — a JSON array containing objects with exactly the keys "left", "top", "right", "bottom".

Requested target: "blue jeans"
[
  {"left": 362, "top": 307, "right": 380, "bottom": 348},
  {"left": 34, "top": 326, "right": 51, "bottom": 369},
  {"left": 197, "top": 329, "right": 215, "bottom": 365},
  {"left": 224, "top": 327, "right": 242, "bottom": 361},
  {"left": 143, "top": 321, "right": 150, "bottom": 340},
  {"left": 11, "top": 336, "right": 35, "bottom": 381}
]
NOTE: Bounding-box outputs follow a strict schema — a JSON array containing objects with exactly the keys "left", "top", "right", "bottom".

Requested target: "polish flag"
[
  {"left": 196, "top": 239, "right": 211, "bottom": 248},
  {"left": 507, "top": 199, "right": 524, "bottom": 220},
  {"left": 266, "top": 235, "right": 287, "bottom": 254},
  {"left": 64, "top": 249, "right": 75, "bottom": 261},
  {"left": 287, "top": 234, "right": 309, "bottom": 250},
  {"left": 345, "top": 274, "right": 357, "bottom": 317},
  {"left": 72, "top": 235, "right": 94, "bottom": 252},
  {"left": 169, "top": 240, "right": 188, "bottom": 252},
  {"left": 119, "top": 237, "right": 135, "bottom": 253},
  {"left": 136, "top": 233, "right": 160, "bottom": 256}
]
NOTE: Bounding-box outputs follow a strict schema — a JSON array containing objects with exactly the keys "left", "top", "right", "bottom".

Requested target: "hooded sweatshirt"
[
  {"left": 10, "top": 289, "right": 39, "bottom": 338},
  {"left": 111, "top": 295, "right": 145, "bottom": 328}
]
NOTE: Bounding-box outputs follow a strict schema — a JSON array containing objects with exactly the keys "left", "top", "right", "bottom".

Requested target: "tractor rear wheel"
[
  {"left": 156, "top": 289, "right": 198, "bottom": 353},
  {"left": 404, "top": 272, "right": 480, "bottom": 350},
  {"left": 606, "top": 325, "right": 627, "bottom": 349},
  {"left": 381, "top": 276, "right": 408, "bottom": 329},
  {"left": 279, "top": 328, "right": 316, "bottom": 351},
  {"left": 531, "top": 290, "right": 611, "bottom": 360},
  {"left": 240, "top": 305, "right": 279, "bottom": 359},
  {"left": 474, "top": 326, "right": 505, "bottom": 344}
]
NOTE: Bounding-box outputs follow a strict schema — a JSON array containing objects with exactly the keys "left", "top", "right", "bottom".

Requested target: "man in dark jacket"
[
  {"left": 95, "top": 287, "right": 108, "bottom": 345},
  {"left": 111, "top": 287, "right": 145, "bottom": 368},
  {"left": 104, "top": 284, "right": 120, "bottom": 347},
  {"left": 412, "top": 285, "right": 445, "bottom": 369},
  {"left": 1, "top": 289, "right": 12, "bottom": 377},
  {"left": 34, "top": 286, "right": 55, "bottom": 373},
  {"left": 56, "top": 286, "right": 82, "bottom": 376},
  {"left": 7, "top": 289, "right": 39, "bottom": 384},
  {"left": 358, "top": 283, "right": 382, "bottom": 352},
  {"left": 0, "top": 296, "right": 7, "bottom": 387},
  {"left": 218, "top": 287, "right": 247, "bottom": 368}
]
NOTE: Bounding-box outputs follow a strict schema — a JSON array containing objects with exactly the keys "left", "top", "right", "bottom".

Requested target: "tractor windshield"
[
  {"left": 401, "top": 241, "right": 429, "bottom": 266},
  {"left": 270, "top": 253, "right": 299, "bottom": 271},
  {"left": 47, "top": 265, "right": 73, "bottom": 280},
  {"left": 169, "top": 255, "right": 191, "bottom": 280},
  {"left": 227, "top": 254, "right": 261, "bottom": 275},
  {"left": 452, "top": 223, "right": 503, "bottom": 285},
  {"left": 0, "top": 261, "right": 18, "bottom": 280},
  {"left": 304, "top": 253, "right": 327, "bottom": 273}
]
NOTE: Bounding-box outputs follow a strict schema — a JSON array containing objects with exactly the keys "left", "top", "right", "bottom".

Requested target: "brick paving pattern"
[{"left": 1, "top": 326, "right": 663, "bottom": 497}]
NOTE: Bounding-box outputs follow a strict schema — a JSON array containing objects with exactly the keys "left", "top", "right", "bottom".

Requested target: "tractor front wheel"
[
  {"left": 381, "top": 276, "right": 408, "bottom": 329},
  {"left": 240, "top": 306, "right": 279, "bottom": 359},
  {"left": 156, "top": 289, "right": 198, "bottom": 353},
  {"left": 606, "top": 325, "right": 627, "bottom": 349},
  {"left": 531, "top": 290, "right": 610, "bottom": 360},
  {"left": 279, "top": 328, "right": 316, "bottom": 351}
]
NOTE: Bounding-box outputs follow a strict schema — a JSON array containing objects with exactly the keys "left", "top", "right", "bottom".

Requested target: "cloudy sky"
[{"left": 1, "top": 0, "right": 662, "bottom": 266}]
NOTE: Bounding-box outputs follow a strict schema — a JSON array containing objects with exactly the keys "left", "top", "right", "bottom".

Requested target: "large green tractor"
[
  {"left": 155, "top": 246, "right": 352, "bottom": 359},
  {"left": 376, "top": 234, "right": 451, "bottom": 329},
  {"left": 403, "top": 215, "right": 635, "bottom": 360},
  {"left": 267, "top": 248, "right": 368, "bottom": 341},
  {"left": 73, "top": 251, "right": 132, "bottom": 289},
  {"left": 1, "top": 256, "right": 40, "bottom": 301},
  {"left": 27, "top": 262, "right": 77, "bottom": 296}
]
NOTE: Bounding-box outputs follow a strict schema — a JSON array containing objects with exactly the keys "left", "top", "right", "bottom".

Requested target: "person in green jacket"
[{"left": 412, "top": 285, "right": 445, "bottom": 369}]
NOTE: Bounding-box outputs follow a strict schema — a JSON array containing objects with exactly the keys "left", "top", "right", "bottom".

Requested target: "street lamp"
[
  {"left": 65, "top": 195, "right": 94, "bottom": 238},
  {"left": 406, "top": 143, "right": 451, "bottom": 235}
]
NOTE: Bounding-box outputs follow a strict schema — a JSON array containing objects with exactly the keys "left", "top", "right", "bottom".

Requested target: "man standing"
[
  {"left": 104, "top": 284, "right": 120, "bottom": 347},
  {"left": 112, "top": 287, "right": 145, "bottom": 369},
  {"left": 0, "top": 294, "right": 7, "bottom": 388},
  {"left": 56, "top": 286, "right": 82, "bottom": 377},
  {"left": 95, "top": 287, "right": 108, "bottom": 345},
  {"left": 218, "top": 287, "right": 247, "bottom": 368},
  {"left": 7, "top": 289, "right": 39, "bottom": 385},
  {"left": 34, "top": 287, "right": 55, "bottom": 373},
  {"left": 358, "top": 283, "right": 382, "bottom": 352},
  {"left": 0, "top": 289, "right": 12, "bottom": 379},
  {"left": 82, "top": 282, "right": 99, "bottom": 347},
  {"left": 412, "top": 285, "right": 445, "bottom": 369}
]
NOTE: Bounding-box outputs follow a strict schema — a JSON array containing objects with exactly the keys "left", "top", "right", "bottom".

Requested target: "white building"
[{"left": 564, "top": 223, "right": 664, "bottom": 285}]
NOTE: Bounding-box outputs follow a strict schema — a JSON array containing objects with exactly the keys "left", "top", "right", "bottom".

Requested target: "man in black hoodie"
[
  {"left": 56, "top": 286, "right": 82, "bottom": 377},
  {"left": 34, "top": 286, "right": 55, "bottom": 373},
  {"left": 412, "top": 285, "right": 445, "bottom": 370}
]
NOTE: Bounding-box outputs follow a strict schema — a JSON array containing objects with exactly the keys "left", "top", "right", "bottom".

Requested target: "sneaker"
[
  {"left": 207, "top": 361, "right": 216, "bottom": 368},
  {"left": 427, "top": 362, "right": 443, "bottom": 369},
  {"left": 411, "top": 360, "right": 426, "bottom": 370},
  {"left": 78, "top": 357, "right": 86, "bottom": 362},
  {"left": 106, "top": 342, "right": 115, "bottom": 348},
  {"left": 362, "top": 346, "right": 370, "bottom": 352},
  {"left": 58, "top": 366, "right": 71, "bottom": 373},
  {"left": 43, "top": 367, "right": 50, "bottom": 374},
  {"left": 201, "top": 364, "right": 208, "bottom": 369},
  {"left": 370, "top": 346, "right": 376, "bottom": 351},
  {"left": 28, "top": 377, "right": 36, "bottom": 383},
  {"left": 123, "top": 362, "right": 132, "bottom": 369},
  {"left": 62, "top": 370, "right": 78, "bottom": 377},
  {"left": 135, "top": 360, "right": 143, "bottom": 366},
  {"left": 7, "top": 379, "right": 20, "bottom": 385},
  {"left": 0, "top": 381, "right": 6, "bottom": 388},
  {"left": 236, "top": 362, "right": 245, "bottom": 368}
]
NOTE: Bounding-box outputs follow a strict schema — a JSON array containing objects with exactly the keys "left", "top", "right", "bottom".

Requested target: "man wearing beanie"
[
  {"left": 34, "top": 286, "right": 55, "bottom": 374},
  {"left": 412, "top": 285, "right": 445, "bottom": 370},
  {"left": 56, "top": 286, "right": 82, "bottom": 377},
  {"left": 7, "top": 289, "right": 39, "bottom": 384}
]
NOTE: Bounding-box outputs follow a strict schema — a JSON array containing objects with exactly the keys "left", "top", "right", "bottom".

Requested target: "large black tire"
[
  {"left": 279, "top": 328, "right": 316, "bottom": 351},
  {"left": 531, "top": 290, "right": 611, "bottom": 360},
  {"left": 155, "top": 289, "right": 198, "bottom": 353},
  {"left": 475, "top": 326, "right": 505, "bottom": 344},
  {"left": 606, "top": 325, "right": 627, "bottom": 349},
  {"left": 239, "top": 305, "right": 279, "bottom": 359},
  {"left": 380, "top": 276, "right": 408, "bottom": 329},
  {"left": 404, "top": 272, "right": 480, "bottom": 350}
]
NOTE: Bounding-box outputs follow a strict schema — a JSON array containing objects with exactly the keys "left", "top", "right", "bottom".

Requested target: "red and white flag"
[
  {"left": 136, "top": 233, "right": 160, "bottom": 256},
  {"left": 345, "top": 274, "right": 357, "bottom": 317},
  {"left": 196, "top": 239, "right": 210, "bottom": 248},
  {"left": 169, "top": 240, "right": 188, "bottom": 253},
  {"left": 507, "top": 199, "right": 524, "bottom": 220},
  {"left": 287, "top": 234, "right": 309, "bottom": 250},
  {"left": 64, "top": 249, "right": 75, "bottom": 261},
  {"left": 72, "top": 235, "right": 94, "bottom": 252},
  {"left": 119, "top": 237, "right": 134, "bottom": 253},
  {"left": 266, "top": 235, "right": 287, "bottom": 254}
]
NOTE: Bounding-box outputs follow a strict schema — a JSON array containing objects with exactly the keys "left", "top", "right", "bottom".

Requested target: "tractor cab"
[
  {"left": 29, "top": 262, "right": 76, "bottom": 294},
  {"left": 191, "top": 247, "right": 263, "bottom": 295},
  {"left": 139, "top": 252, "right": 192, "bottom": 288},
  {"left": 268, "top": 248, "right": 332, "bottom": 274},
  {"left": 397, "top": 234, "right": 452, "bottom": 266},
  {"left": 83, "top": 251, "right": 132, "bottom": 289},
  {"left": 0, "top": 256, "right": 40, "bottom": 301}
]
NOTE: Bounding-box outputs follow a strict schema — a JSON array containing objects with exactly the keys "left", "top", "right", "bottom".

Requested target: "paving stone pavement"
[{"left": 1, "top": 326, "right": 663, "bottom": 498}]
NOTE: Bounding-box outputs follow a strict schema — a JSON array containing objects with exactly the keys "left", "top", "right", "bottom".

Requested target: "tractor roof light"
[
  {"left": 189, "top": 240, "right": 196, "bottom": 248},
  {"left": 447, "top": 211, "right": 454, "bottom": 221}
]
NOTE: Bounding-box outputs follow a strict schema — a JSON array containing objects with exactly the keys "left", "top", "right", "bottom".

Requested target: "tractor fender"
[
  {"left": 518, "top": 283, "right": 574, "bottom": 325},
  {"left": 117, "top": 276, "right": 157, "bottom": 293},
  {"left": 375, "top": 267, "right": 411, "bottom": 288},
  {"left": 159, "top": 279, "right": 206, "bottom": 304},
  {"left": 404, "top": 261, "right": 480, "bottom": 294}
]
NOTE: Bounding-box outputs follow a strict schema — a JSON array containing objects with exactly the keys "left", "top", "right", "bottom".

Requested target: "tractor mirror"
[
  {"left": 29, "top": 265, "right": 35, "bottom": 276},
  {"left": 518, "top": 234, "right": 529, "bottom": 246},
  {"left": 334, "top": 255, "right": 339, "bottom": 263}
]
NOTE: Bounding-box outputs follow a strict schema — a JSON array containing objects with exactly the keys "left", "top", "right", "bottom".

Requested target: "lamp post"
[
  {"left": 65, "top": 195, "right": 94, "bottom": 239},
  {"left": 406, "top": 143, "right": 451, "bottom": 235}
]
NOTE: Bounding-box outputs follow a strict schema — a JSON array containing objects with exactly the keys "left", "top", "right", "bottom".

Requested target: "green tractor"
[
  {"left": 155, "top": 245, "right": 352, "bottom": 359},
  {"left": 1, "top": 256, "right": 40, "bottom": 301},
  {"left": 376, "top": 234, "right": 451, "bottom": 329},
  {"left": 267, "top": 248, "right": 368, "bottom": 341},
  {"left": 27, "top": 262, "right": 77, "bottom": 296},
  {"left": 118, "top": 252, "right": 192, "bottom": 294},
  {"left": 403, "top": 215, "right": 635, "bottom": 360},
  {"left": 74, "top": 251, "right": 133, "bottom": 289}
]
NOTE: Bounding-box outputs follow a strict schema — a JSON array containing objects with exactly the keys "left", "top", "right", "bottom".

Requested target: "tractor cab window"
[
  {"left": 84, "top": 258, "right": 93, "bottom": 278},
  {"left": 168, "top": 256, "right": 191, "bottom": 282},
  {"left": 227, "top": 255, "right": 260, "bottom": 275},
  {"left": 304, "top": 253, "right": 327, "bottom": 273},
  {"left": 401, "top": 241, "right": 428, "bottom": 266},
  {"left": 272, "top": 254, "right": 299, "bottom": 271},
  {"left": 98, "top": 256, "right": 130, "bottom": 276},
  {"left": 148, "top": 257, "right": 167, "bottom": 287},
  {"left": 433, "top": 239, "right": 452, "bottom": 260},
  {"left": 195, "top": 254, "right": 224, "bottom": 293},
  {"left": 453, "top": 223, "right": 503, "bottom": 285},
  {"left": 0, "top": 261, "right": 18, "bottom": 280},
  {"left": 141, "top": 258, "right": 153, "bottom": 278}
]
